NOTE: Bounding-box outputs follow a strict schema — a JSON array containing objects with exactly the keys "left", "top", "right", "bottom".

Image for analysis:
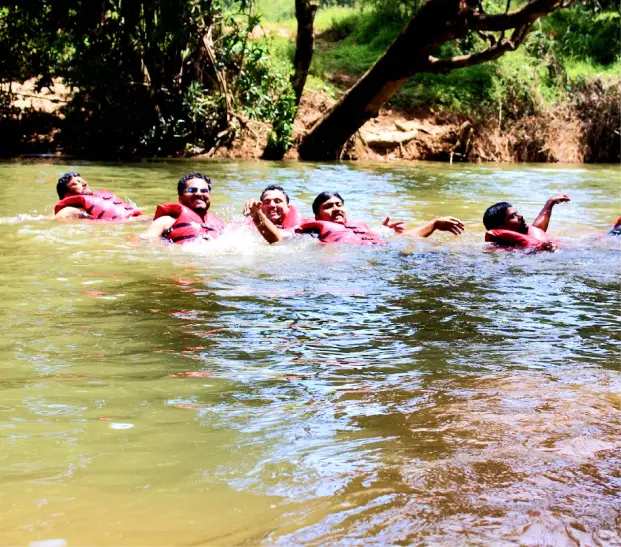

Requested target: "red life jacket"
[
  {"left": 246, "top": 203, "right": 306, "bottom": 231},
  {"left": 295, "top": 219, "right": 385, "bottom": 246},
  {"left": 485, "top": 225, "right": 552, "bottom": 248},
  {"left": 54, "top": 190, "right": 142, "bottom": 220},
  {"left": 281, "top": 204, "right": 305, "bottom": 229},
  {"left": 154, "top": 203, "right": 225, "bottom": 244},
  {"left": 609, "top": 217, "right": 621, "bottom": 235}
]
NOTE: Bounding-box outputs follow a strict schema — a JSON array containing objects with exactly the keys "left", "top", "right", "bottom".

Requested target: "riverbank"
[
  {"left": 6, "top": 73, "right": 620, "bottom": 164},
  {"left": 4, "top": 0, "right": 620, "bottom": 164}
]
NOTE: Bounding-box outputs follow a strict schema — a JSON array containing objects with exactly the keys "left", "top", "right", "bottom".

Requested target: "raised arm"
[
  {"left": 243, "top": 199, "right": 282, "bottom": 244},
  {"left": 405, "top": 217, "right": 465, "bottom": 238},
  {"left": 532, "top": 194, "right": 571, "bottom": 232},
  {"left": 139, "top": 216, "right": 175, "bottom": 240}
]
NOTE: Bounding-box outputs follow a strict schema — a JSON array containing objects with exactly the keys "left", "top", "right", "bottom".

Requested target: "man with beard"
[
  {"left": 483, "top": 194, "right": 570, "bottom": 250},
  {"left": 141, "top": 172, "right": 226, "bottom": 244},
  {"left": 242, "top": 185, "right": 306, "bottom": 244},
  {"left": 54, "top": 172, "right": 144, "bottom": 220}
]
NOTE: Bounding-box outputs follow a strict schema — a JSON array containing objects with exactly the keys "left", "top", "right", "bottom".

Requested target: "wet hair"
[
  {"left": 312, "top": 191, "right": 344, "bottom": 216},
  {"left": 177, "top": 172, "right": 212, "bottom": 196},
  {"left": 483, "top": 202, "right": 512, "bottom": 230},
  {"left": 56, "top": 171, "right": 81, "bottom": 199},
  {"left": 260, "top": 185, "right": 289, "bottom": 203}
]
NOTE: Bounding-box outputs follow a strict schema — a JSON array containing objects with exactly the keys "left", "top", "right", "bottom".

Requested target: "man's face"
[
  {"left": 317, "top": 196, "right": 347, "bottom": 225},
  {"left": 66, "top": 176, "right": 92, "bottom": 196},
  {"left": 179, "top": 178, "right": 211, "bottom": 214},
  {"left": 260, "top": 190, "right": 290, "bottom": 226},
  {"left": 502, "top": 207, "right": 528, "bottom": 234}
]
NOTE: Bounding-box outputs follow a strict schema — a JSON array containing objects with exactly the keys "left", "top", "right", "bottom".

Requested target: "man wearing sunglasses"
[{"left": 141, "top": 172, "right": 226, "bottom": 244}]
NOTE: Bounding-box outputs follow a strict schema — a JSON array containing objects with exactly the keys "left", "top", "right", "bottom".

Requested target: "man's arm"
[
  {"left": 139, "top": 216, "right": 175, "bottom": 240},
  {"left": 532, "top": 194, "right": 571, "bottom": 232},
  {"left": 243, "top": 199, "right": 283, "bottom": 244},
  {"left": 54, "top": 206, "right": 85, "bottom": 220},
  {"left": 405, "top": 217, "right": 465, "bottom": 238}
]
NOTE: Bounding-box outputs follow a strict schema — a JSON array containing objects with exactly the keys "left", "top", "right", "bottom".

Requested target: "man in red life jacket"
[
  {"left": 243, "top": 185, "right": 306, "bottom": 244},
  {"left": 54, "top": 172, "right": 144, "bottom": 221},
  {"left": 141, "top": 172, "right": 226, "bottom": 244},
  {"left": 251, "top": 191, "right": 464, "bottom": 245},
  {"left": 483, "top": 194, "right": 570, "bottom": 250}
]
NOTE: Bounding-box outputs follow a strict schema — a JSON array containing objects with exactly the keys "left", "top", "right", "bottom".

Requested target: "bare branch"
[
  {"left": 471, "top": 0, "right": 574, "bottom": 32},
  {"left": 424, "top": 23, "right": 532, "bottom": 72}
]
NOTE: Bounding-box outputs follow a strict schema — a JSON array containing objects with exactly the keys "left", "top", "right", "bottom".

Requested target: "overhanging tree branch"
[
  {"left": 470, "top": 0, "right": 573, "bottom": 32},
  {"left": 298, "top": 0, "right": 575, "bottom": 161},
  {"left": 424, "top": 23, "right": 532, "bottom": 72}
]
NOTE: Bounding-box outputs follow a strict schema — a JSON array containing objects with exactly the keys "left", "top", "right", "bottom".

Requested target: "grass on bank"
[{"left": 253, "top": 0, "right": 620, "bottom": 117}]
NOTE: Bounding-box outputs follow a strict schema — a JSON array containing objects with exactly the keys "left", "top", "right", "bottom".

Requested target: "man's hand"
[
  {"left": 382, "top": 216, "right": 406, "bottom": 234},
  {"left": 434, "top": 217, "right": 465, "bottom": 235},
  {"left": 243, "top": 199, "right": 262, "bottom": 218},
  {"left": 546, "top": 194, "right": 571, "bottom": 206}
]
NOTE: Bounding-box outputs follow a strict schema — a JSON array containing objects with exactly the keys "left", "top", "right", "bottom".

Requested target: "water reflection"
[{"left": 0, "top": 161, "right": 619, "bottom": 545}]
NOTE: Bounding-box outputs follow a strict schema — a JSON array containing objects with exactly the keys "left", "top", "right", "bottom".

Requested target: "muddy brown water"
[{"left": 1, "top": 160, "right": 620, "bottom": 546}]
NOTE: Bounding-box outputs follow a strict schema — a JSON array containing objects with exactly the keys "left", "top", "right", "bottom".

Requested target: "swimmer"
[
  {"left": 254, "top": 191, "right": 464, "bottom": 245},
  {"left": 54, "top": 172, "right": 145, "bottom": 221},
  {"left": 242, "top": 185, "right": 307, "bottom": 244},
  {"left": 483, "top": 194, "right": 570, "bottom": 250},
  {"left": 140, "top": 172, "right": 226, "bottom": 244},
  {"left": 608, "top": 217, "right": 621, "bottom": 236}
]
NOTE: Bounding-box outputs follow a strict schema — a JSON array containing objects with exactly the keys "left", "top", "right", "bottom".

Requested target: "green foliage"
[
  {"left": 0, "top": 0, "right": 297, "bottom": 158},
  {"left": 545, "top": 3, "right": 621, "bottom": 65}
]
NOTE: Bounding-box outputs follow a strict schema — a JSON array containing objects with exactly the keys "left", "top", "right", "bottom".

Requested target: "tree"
[
  {"left": 262, "top": 0, "right": 317, "bottom": 160},
  {"left": 298, "top": 0, "right": 575, "bottom": 160}
]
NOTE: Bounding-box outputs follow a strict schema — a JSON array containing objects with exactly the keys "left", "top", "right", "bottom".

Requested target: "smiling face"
[
  {"left": 502, "top": 207, "right": 529, "bottom": 234},
  {"left": 260, "top": 189, "right": 290, "bottom": 226},
  {"left": 66, "top": 176, "right": 93, "bottom": 196},
  {"left": 179, "top": 178, "right": 211, "bottom": 215},
  {"left": 316, "top": 196, "right": 347, "bottom": 224}
]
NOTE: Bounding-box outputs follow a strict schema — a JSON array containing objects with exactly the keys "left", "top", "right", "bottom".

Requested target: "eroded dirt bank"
[{"left": 7, "top": 78, "right": 620, "bottom": 163}]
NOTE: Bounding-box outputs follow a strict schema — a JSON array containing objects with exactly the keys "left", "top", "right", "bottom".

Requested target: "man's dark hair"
[
  {"left": 260, "top": 185, "right": 289, "bottom": 203},
  {"left": 312, "top": 191, "right": 344, "bottom": 216},
  {"left": 177, "top": 172, "right": 212, "bottom": 196},
  {"left": 483, "top": 202, "right": 512, "bottom": 230},
  {"left": 57, "top": 171, "right": 81, "bottom": 199}
]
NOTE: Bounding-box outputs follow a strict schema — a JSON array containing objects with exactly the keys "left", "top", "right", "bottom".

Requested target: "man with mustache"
[
  {"left": 54, "top": 172, "right": 144, "bottom": 221},
  {"left": 141, "top": 172, "right": 225, "bottom": 244},
  {"left": 250, "top": 191, "right": 464, "bottom": 245},
  {"left": 483, "top": 194, "right": 570, "bottom": 250}
]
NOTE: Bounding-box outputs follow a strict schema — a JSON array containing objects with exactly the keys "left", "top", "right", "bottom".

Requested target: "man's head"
[
  {"left": 57, "top": 172, "right": 92, "bottom": 199},
  {"left": 483, "top": 202, "right": 528, "bottom": 234},
  {"left": 313, "top": 191, "right": 347, "bottom": 224},
  {"left": 178, "top": 172, "right": 212, "bottom": 214},
  {"left": 259, "top": 185, "right": 290, "bottom": 226}
]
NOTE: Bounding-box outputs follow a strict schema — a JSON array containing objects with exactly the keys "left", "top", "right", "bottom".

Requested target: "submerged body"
[
  {"left": 153, "top": 203, "right": 225, "bottom": 244},
  {"left": 252, "top": 191, "right": 464, "bottom": 245},
  {"left": 54, "top": 172, "right": 143, "bottom": 221},
  {"left": 483, "top": 195, "right": 570, "bottom": 251},
  {"left": 142, "top": 173, "right": 225, "bottom": 245}
]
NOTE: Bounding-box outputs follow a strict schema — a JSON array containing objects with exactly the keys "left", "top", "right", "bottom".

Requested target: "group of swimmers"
[{"left": 54, "top": 171, "right": 621, "bottom": 250}]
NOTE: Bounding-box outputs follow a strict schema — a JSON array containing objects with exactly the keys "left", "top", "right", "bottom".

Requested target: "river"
[{"left": 1, "top": 160, "right": 620, "bottom": 546}]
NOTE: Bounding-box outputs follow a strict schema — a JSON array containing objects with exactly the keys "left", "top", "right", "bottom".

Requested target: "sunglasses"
[{"left": 184, "top": 186, "right": 210, "bottom": 194}]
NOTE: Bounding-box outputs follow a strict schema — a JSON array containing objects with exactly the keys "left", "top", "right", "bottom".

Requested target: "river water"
[{"left": 1, "top": 160, "right": 620, "bottom": 546}]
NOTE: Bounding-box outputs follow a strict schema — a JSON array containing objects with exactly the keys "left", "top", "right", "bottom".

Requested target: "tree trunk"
[
  {"left": 261, "top": 0, "right": 318, "bottom": 160},
  {"left": 298, "top": 0, "right": 569, "bottom": 160},
  {"left": 291, "top": 0, "right": 318, "bottom": 106}
]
